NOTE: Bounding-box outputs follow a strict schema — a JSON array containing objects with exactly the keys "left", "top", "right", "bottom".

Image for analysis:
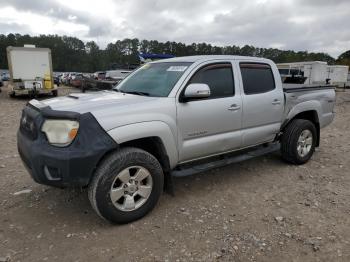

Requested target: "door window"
[
  {"left": 188, "top": 63, "right": 234, "bottom": 98},
  {"left": 240, "top": 63, "right": 275, "bottom": 95}
]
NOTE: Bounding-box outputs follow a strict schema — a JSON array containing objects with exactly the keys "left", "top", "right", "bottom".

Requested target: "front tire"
[
  {"left": 281, "top": 119, "right": 317, "bottom": 165},
  {"left": 88, "top": 147, "right": 164, "bottom": 224}
]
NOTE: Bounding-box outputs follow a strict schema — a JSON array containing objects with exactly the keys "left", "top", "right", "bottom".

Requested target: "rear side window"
[
  {"left": 240, "top": 63, "right": 275, "bottom": 95},
  {"left": 189, "top": 63, "right": 234, "bottom": 98}
]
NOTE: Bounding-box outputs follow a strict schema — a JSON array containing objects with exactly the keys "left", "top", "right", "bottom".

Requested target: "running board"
[{"left": 171, "top": 143, "right": 280, "bottom": 177}]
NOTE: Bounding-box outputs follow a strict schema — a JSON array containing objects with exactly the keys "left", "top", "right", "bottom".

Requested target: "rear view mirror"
[{"left": 183, "top": 83, "right": 210, "bottom": 100}]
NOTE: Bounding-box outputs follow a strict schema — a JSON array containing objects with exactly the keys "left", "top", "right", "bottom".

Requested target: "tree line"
[{"left": 0, "top": 33, "right": 349, "bottom": 72}]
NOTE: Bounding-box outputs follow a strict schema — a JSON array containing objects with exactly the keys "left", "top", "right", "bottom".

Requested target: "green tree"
[
  {"left": 0, "top": 33, "right": 345, "bottom": 72},
  {"left": 337, "top": 50, "right": 350, "bottom": 67}
]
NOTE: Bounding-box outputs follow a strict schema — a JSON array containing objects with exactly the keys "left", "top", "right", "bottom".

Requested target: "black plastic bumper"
[{"left": 17, "top": 104, "right": 118, "bottom": 187}]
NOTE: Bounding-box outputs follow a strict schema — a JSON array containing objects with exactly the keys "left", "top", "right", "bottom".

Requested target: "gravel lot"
[{"left": 0, "top": 84, "right": 350, "bottom": 262}]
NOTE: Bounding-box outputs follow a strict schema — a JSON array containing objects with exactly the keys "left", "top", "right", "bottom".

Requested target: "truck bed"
[
  {"left": 282, "top": 84, "right": 336, "bottom": 93},
  {"left": 283, "top": 84, "right": 336, "bottom": 129},
  {"left": 283, "top": 84, "right": 336, "bottom": 92}
]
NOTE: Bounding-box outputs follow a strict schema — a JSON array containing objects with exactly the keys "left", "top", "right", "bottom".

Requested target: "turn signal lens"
[{"left": 68, "top": 128, "right": 79, "bottom": 140}]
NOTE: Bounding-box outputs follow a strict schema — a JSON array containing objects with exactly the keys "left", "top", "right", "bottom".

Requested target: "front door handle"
[
  {"left": 228, "top": 104, "right": 241, "bottom": 111},
  {"left": 272, "top": 99, "right": 281, "bottom": 105}
]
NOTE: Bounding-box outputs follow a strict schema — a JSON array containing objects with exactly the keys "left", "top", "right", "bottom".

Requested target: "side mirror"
[{"left": 183, "top": 83, "right": 211, "bottom": 100}]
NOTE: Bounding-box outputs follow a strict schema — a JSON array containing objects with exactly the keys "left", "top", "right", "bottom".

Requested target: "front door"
[{"left": 176, "top": 62, "right": 242, "bottom": 163}]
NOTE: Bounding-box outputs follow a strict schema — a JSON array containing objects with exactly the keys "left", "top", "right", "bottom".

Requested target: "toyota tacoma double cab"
[{"left": 17, "top": 56, "right": 336, "bottom": 223}]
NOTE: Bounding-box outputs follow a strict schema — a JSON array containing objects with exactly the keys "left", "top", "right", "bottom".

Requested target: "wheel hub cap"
[
  {"left": 110, "top": 166, "right": 153, "bottom": 212},
  {"left": 297, "top": 130, "right": 313, "bottom": 157},
  {"left": 126, "top": 183, "right": 137, "bottom": 194}
]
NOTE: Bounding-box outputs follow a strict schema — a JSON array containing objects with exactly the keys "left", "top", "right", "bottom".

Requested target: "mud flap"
[{"left": 164, "top": 172, "right": 175, "bottom": 196}]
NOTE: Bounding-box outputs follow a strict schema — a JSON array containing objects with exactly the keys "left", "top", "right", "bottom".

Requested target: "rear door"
[
  {"left": 238, "top": 62, "right": 284, "bottom": 147},
  {"left": 176, "top": 62, "right": 242, "bottom": 162}
]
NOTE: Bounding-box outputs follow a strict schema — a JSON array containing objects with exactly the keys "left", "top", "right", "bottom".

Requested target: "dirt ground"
[{"left": 0, "top": 83, "right": 350, "bottom": 262}]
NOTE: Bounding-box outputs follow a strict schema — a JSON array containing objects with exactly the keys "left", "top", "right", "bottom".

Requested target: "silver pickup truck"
[{"left": 17, "top": 55, "right": 335, "bottom": 223}]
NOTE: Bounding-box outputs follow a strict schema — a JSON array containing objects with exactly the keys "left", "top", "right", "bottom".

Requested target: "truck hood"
[
  {"left": 29, "top": 91, "right": 176, "bottom": 131},
  {"left": 31, "top": 91, "right": 157, "bottom": 114}
]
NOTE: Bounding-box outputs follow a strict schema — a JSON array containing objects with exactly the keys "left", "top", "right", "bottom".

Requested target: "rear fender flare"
[{"left": 285, "top": 100, "right": 322, "bottom": 127}]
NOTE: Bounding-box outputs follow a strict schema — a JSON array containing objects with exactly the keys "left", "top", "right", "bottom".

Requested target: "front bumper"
[{"left": 17, "top": 104, "right": 117, "bottom": 187}]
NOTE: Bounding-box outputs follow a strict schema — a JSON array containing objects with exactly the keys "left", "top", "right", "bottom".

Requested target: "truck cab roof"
[{"left": 153, "top": 55, "right": 273, "bottom": 64}]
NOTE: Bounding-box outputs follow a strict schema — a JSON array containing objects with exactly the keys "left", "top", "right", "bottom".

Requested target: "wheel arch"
[
  {"left": 282, "top": 110, "right": 320, "bottom": 147},
  {"left": 119, "top": 136, "right": 171, "bottom": 173},
  {"left": 107, "top": 121, "right": 178, "bottom": 169}
]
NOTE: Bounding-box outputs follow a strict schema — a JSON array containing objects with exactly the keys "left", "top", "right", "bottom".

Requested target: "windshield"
[{"left": 116, "top": 62, "right": 192, "bottom": 97}]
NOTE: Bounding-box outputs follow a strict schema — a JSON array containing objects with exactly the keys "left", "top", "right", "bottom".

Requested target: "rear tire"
[
  {"left": 281, "top": 119, "right": 317, "bottom": 165},
  {"left": 88, "top": 147, "right": 164, "bottom": 224},
  {"left": 52, "top": 89, "right": 58, "bottom": 97}
]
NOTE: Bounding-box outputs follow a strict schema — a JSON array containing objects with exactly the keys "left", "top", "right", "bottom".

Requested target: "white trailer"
[
  {"left": 6, "top": 46, "right": 57, "bottom": 97},
  {"left": 326, "top": 65, "right": 349, "bottom": 87},
  {"left": 277, "top": 61, "right": 328, "bottom": 85},
  {"left": 277, "top": 61, "right": 349, "bottom": 87}
]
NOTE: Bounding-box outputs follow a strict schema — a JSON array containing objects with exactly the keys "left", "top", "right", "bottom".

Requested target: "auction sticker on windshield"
[{"left": 167, "top": 66, "right": 188, "bottom": 72}]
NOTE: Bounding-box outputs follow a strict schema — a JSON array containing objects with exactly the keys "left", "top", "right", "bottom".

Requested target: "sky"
[{"left": 0, "top": 0, "right": 349, "bottom": 58}]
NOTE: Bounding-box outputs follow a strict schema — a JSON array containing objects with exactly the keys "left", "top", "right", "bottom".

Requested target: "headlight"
[{"left": 41, "top": 120, "right": 79, "bottom": 147}]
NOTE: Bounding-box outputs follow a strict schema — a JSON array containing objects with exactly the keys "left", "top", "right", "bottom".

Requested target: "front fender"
[{"left": 107, "top": 121, "right": 178, "bottom": 168}]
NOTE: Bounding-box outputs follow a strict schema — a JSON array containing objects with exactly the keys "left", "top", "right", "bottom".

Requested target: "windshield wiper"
[{"left": 120, "top": 91, "right": 150, "bottom": 96}]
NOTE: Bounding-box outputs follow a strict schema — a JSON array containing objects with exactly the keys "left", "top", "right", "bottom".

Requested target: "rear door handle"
[
  {"left": 272, "top": 99, "right": 281, "bottom": 105},
  {"left": 228, "top": 104, "right": 241, "bottom": 111}
]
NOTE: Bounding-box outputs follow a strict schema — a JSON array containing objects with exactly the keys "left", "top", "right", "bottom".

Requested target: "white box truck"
[{"left": 6, "top": 46, "right": 57, "bottom": 97}]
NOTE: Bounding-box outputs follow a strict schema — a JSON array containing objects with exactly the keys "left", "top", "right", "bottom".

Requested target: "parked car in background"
[
  {"left": 1, "top": 72, "right": 10, "bottom": 81},
  {"left": 53, "top": 75, "right": 60, "bottom": 86},
  {"left": 82, "top": 76, "right": 117, "bottom": 92},
  {"left": 70, "top": 73, "right": 83, "bottom": 85},
  {"left": 71, "top": 74, "right": 83, "bottom": 88},
  {"left": 105, "top": 69, "right": 133, "bottom": 82},
  {"left": 60, "top": 73, "right": 69, "bottom": 84},
  {"left": 67, "top": 73, "right": 77, "bottom": 85},
  {"left": 93, "top": 71, "right": 106, "bottom": 80},
  {"left": 70, "top": 73, "right": 81, "bottom": 80},
  {"left": 83, "top": 73, "right": 92, "bottom": 78}
]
